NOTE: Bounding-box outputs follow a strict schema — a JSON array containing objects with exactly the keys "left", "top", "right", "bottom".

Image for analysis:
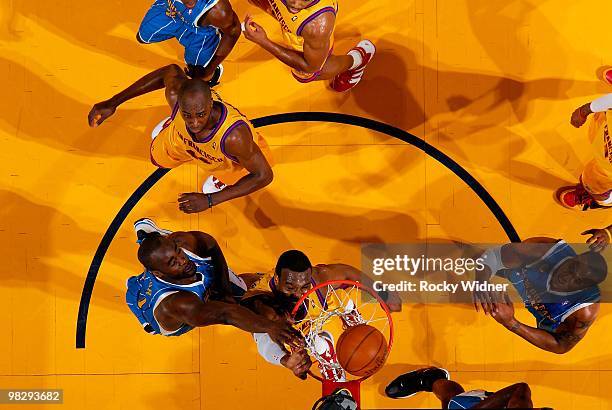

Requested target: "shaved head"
[
  {"left": 178, "top": 79, "right": 214, "bottom": 135},
  {"left": 178, "top": 79, "right": 212, "bottom": 107}
]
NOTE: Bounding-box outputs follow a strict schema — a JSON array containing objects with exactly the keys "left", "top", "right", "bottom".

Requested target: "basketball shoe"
[
  {"left": 604, "top": 68, "right": 612, "bottom": 86},
  {"left": 556, "top": 184, "right": 608, "bottom": 211},
  {"left": 134, "top": 218, "right": 173, "bottom": 242},
  {"left": 314, "top": 331, "right": 347, "bottom": 382},
  {"left": 331, "top": 40, "right": 376, "bottom": 92},
  {"left": 385, "top": 367, "right": 450, "bottom": 399},
  {"left": 202, "top": 175, "right": 227, "bottom": 194},
  {"left": 340, "top": 299, "right": 364, "bottom": 327}
]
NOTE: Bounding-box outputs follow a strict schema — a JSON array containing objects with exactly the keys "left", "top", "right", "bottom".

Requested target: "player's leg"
[
  {"left": 291, "top": 40, "right": 376, "bottom": 92},
  {"left": 472, "top": 383, "right": 532, "bottom": 409},
  {"left": 179, "top": 27, "right": 224, "bottom": 85},
  {"left": 137, "top": 0, "right": 179, "bottom": 45},
  {"left": 432, "top": 379, "right": 465, "bottom": 409},
  {"left": 557, "top": 160, "right": 612, "bottom": 210},
  {"left": 385, "top": 367, "right": 451, "bottom": 400}
]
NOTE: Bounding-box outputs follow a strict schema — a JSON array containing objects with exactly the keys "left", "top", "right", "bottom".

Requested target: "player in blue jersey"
[
  {"left": 125, "top": 219, "right": 303, "bottom": 347},
  {"left": 473, "top": 237, "right": 607, "bottom": 354},
  {"left": 385, "top": 367, "right": 537, "bottom": 409},
  {"left": 138, "top": 0, "right": 241, "bottom": 81}
]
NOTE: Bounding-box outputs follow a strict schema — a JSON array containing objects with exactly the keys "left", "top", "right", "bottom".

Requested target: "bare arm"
[
  {"left": 243, "top": 12, "right": 333, "bottom": 73},
  {"left": 160, "top": 291, "right": 303, "bottom": 347},
  {"left": 487, "top": 294, "right": 599, "bottom": 354},
  {"left": 570, "top": 93, "right": 612, "bottom": 128},
  {"left": 200, "top": 0, "right": 241, "bottom": 79},
  {"left": 213, "top": 124, "right": 273, "bottom": 204},
  {"left": 473, "top": 383, "right": 532, "bottom": 409},
  {"left": 178, "top": 123, "right": 273, "bottom": 213},
  {"left": 188, "top": 231, "right": 234, "bottom": 299},
  {"left": 88, "top": 64, "right": 187, "bottom": 127}
]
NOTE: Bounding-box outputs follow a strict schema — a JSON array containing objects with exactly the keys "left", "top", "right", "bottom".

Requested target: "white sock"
[{"left": 348, "top": 50, "right": 363, "bottom": 70}]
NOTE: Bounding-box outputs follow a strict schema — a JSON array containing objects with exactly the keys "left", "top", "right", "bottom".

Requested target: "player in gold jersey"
[
  {"left": 87, "top": 64, "right": 273, "bottom": 214},
  {"left": 556, "top": 93, "right": 612, "bottom": 210},
  {"left": 243, "top": 0, "right": 375, "bottom": 92}
]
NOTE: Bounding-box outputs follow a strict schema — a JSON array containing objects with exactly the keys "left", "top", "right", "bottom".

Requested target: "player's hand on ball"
[
  {"left": 582, "top": 228, "right": 610, "bottom": 252},
  {"left": 88, "top": 100, "right": 116, "bottom": 127},
  {"left": 243, "top": 15, "right": 268, "bottom": 44},
  {"left": 178, "top": 193, "right": 210, "bottom": 214}
]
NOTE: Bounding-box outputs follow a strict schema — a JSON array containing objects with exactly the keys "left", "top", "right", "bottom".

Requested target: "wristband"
[{"left": 207, "top": 193, "right": 214, "bottom": 209}]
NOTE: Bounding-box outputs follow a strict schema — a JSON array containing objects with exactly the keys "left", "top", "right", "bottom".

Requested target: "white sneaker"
[
  {"left": 134, "top": 218, "right": 173, "bottom": 242},
  {"left": 341, "top": 299, "right": 364, "bottom": 327},
  {"left": 151, "top": 117, "right": 171, "bottom": 140},
  {"left": 313, "top": 331, "right": 347, "bottom": 382},
  {"left": 202, "top": 175, "right": 227, "bottom": 194}
]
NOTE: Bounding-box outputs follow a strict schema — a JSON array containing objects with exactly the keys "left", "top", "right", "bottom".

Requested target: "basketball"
[{"left": 336, "top": 324, "right": 388, "bottom": 377}]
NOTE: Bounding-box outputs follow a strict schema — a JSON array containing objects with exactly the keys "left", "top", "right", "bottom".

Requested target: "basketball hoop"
[{"left": 291, "top": 280, "right": 394, "bottom": 408}]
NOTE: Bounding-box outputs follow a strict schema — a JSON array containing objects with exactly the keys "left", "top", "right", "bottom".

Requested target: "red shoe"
[
  {"left": 605, "top": 68, "right": 612, "bottom": 86},
  {"left": 314, "top": 331, "right": 347, "bottom": 381},
  {"left": 556, "top": 184, "right": 601, "bottom": 211},
  {"left": 330, "top": 40, "right": 376, "bottom": 92}
]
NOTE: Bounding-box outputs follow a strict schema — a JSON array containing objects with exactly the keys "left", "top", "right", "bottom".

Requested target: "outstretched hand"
[
  {"left": 88, "top": 100, "right": 117, "bottom": 128},
  {"left": 178, "top": 193, "right": 210, "bottom": 214},
  {"left": 582, "top": 228, "right": 610, "bottom": 252}
]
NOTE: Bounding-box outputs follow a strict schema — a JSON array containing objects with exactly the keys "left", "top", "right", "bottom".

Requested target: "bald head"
[
  {"left": 178, "top": 79, "right": 213, "bottom": 134},
  {"left": 178, "top": 79, "right": 212, "bottom": 107}
]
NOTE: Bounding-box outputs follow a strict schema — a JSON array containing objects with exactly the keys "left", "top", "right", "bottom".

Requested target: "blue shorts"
[
  {"left": 447, "top": 390, "right": 491, "bottom": 409},
  {"left": 138, "top": 0, "right": 221, "bottom": 67}
]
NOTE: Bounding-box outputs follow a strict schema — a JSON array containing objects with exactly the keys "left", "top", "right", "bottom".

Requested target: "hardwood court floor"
[{"left": 0, "top": 0, "right": 611, "bottom": 408}]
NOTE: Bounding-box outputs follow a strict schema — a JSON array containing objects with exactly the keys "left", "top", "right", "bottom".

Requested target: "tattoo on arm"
[{"left": 554, "top": 320, "right": 593, "bottom": 346}]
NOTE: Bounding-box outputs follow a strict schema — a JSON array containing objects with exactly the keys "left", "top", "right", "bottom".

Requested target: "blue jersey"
[
  {"left": 502, "top": 241, "right": 600, "bottom": 332},
  {"left": 126, "top": 248, "right": 215, "bottom": 336},
  {"left": 160, "top": 0, "right": 219, "bottom": 28}
]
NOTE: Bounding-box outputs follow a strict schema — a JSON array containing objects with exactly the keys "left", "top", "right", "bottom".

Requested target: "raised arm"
[
  {"left": 243, "top": 12, "right": 334, "bottom": 73},
  {"left": 88, "top": 64, "right": 187, "bottom": 127},
  {"left": 187, "top": 231, "right": 234, "bottom": 299},
  {"left": 484, "top": 293, "right": 599, "bottom": 354},
  {"left": 571, "top": 93, "right": 612, "bottom": 128},
  {"left": 160, "top": 291, "right": 303, "bottom": 347},
  {"left": 199, "top": 0, "right": 241, "bottom": 80}
]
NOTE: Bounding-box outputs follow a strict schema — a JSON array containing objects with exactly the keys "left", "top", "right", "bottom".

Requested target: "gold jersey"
[
  {"left": 267, "top": 0, "right": 338, "bottom": 51},
  {"left": 150, "top": 99, "right": 256, "bottom": 170},
  {"left": 582, "top": 111, "right": 612, "bottom": 194}
]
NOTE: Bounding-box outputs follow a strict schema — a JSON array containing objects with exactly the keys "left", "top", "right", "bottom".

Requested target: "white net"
[{"left": 292, "top": 281, "right": 392, "bottom": 382}]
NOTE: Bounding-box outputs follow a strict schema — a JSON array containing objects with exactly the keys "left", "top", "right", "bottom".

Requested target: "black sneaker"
[
  {"left": 385, "top": 367, "right": 450, "bottom": 399},
  {"left": 184, "top": 64, "right": 223, "bottom": 87},
  {"left": 208, "top": 64, "right": 223, "bottom": 87}
]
